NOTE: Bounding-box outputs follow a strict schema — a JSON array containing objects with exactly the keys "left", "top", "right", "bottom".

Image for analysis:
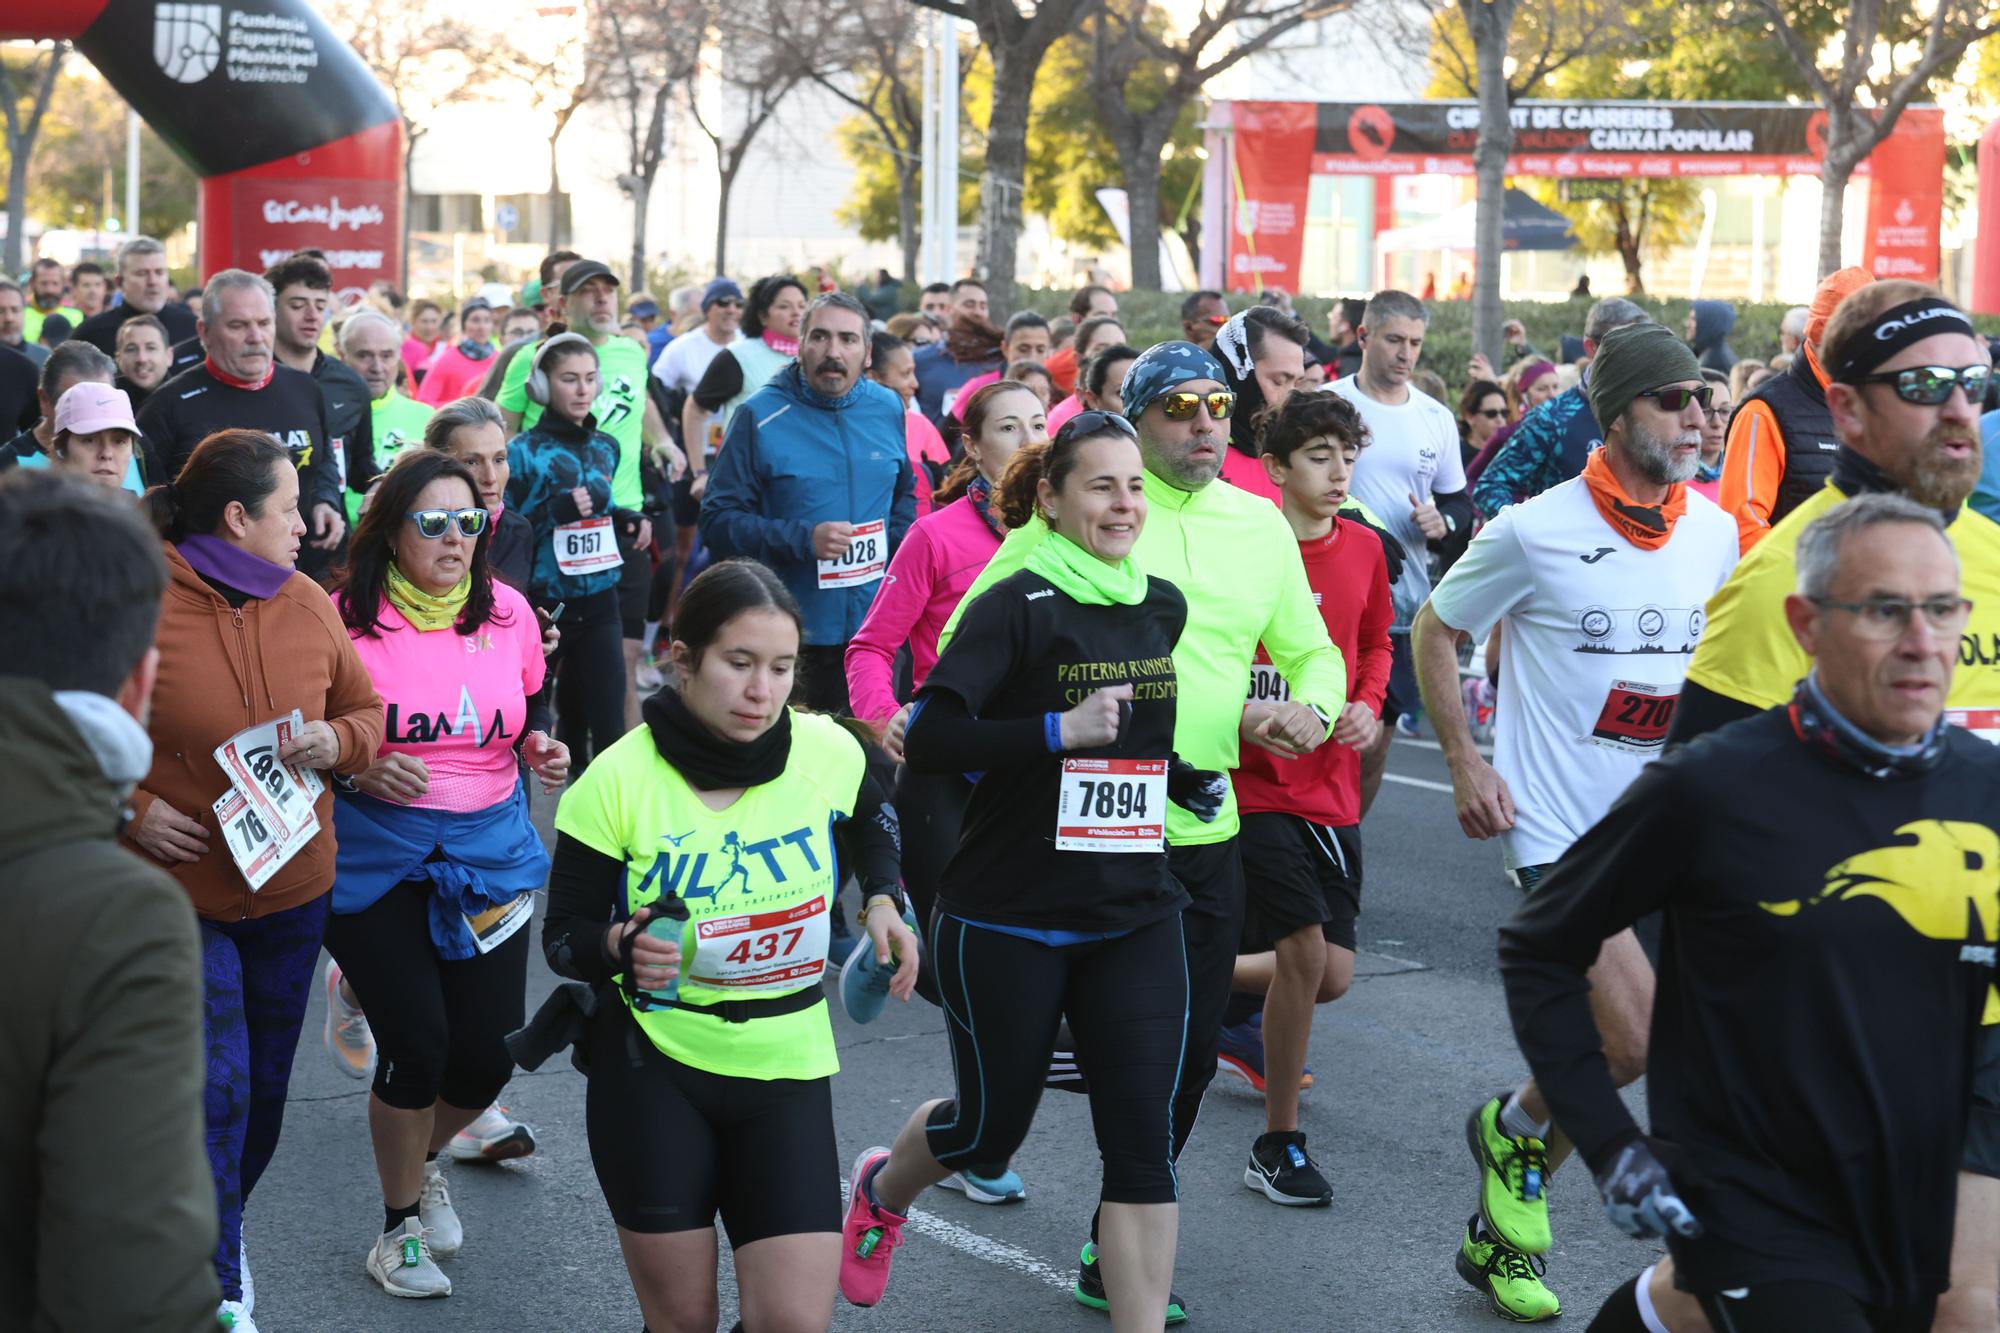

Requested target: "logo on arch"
[
  {"left": 1347, "top": 105, "right": 1397, "bottom": 161},
  {"left": 155, "top": 4, "right": 225, "bottom": 83}
]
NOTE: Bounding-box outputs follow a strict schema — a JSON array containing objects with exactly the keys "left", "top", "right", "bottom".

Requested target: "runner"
[
  {"left": 414, "top": 298, "right": 498, "bottom": 407},
  {"left": 328, "top": 450, "right": 570, "bottom": 1300},
  {"left": 937, "top": 339, "right": 1346, "bottom": 1321},
  {"left": 505, "top": 333, "right": 639, "bottom": 770},
  {"left": 48, "top": 381, "right": 145, "bottom": 496},
  {"left": 114, "top": 312, "right": 173, "bottom": 412},
  {"left": 1046, "top": 342, "right": 1139, "bottom": 438},
  {"left": 0, "top": 342, "right": 129, "bottom": 483},
  {"left": 840, "top": 413, "right": 1222, "bottom": 1332},
  {"left": 1212, "top": 306, "right": 1311, "bottom": 502},
  {"left": 912, "top": 278, "right": 1004, "bottom": 425},
  {"left": 428, "top": 397, "right": 534, "bottom": 595},
  {"left": 1506, "top": 494, "right": 2000, "bottom": 1333},
  {"left": 684, "top": 274, "right": 808, "bottom": 456},
  {"left": 698, "top": 292, "right": 916, "bottom": 715},
  {"left": 69, "top": 235, "right": 197, "bottom": 356},
  {"left": 401, "top": 300, "right": 443, "bottom": 391},
  {"left": 337, "top": 310, "right": 433, "bottom": 520},
  {"left": 128, "top": 429, "right": 385, "bottom": 1331},
  {"left": 266, "top": 255, "right": 373, "bottom": 528},
  {"left": 945, "top": 311, "right": 1054, "bottom": 419},
  {"left": 1663, "top": 282, "right": 2000, "bottom": 1333},
  {"left": 540, "top": 559, "right": 917, "bottom": 1333},
  {"left": 1223, "top": 390, "right": 1392, "bottom": 1207},
  {"left": 1327, "top": 289, "right": 1472, "bottom": 802},
  {"left": 1411, "top": 323, "right": 1738, "bottom": 1322}
]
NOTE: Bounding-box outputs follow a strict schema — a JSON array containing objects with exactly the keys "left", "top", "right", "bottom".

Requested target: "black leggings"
[
  {"left": 544, "top": 587, "right": 628, "bottom": 770},
  {"left": 893, "top": 767, "right": 970, "bottom": 1006},
  {"left": 324, "top": 881, "right": 529, "bottom": 1112},
  {"left": 924, "top": 911, "right": 1189, "bottom": 1205},
  {"left": 1698, "top": 1282, "right": 1936, "bottom": 1333}
]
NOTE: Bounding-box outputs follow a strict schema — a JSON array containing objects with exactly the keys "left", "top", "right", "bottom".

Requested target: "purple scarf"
[{"left": 178, "top": 533, "right": 293, "bottom": 600}]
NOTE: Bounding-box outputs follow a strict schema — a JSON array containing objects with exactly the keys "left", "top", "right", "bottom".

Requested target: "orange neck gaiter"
[{"left": 1581, "top": 448, "right": 1686, "bottom": 551}]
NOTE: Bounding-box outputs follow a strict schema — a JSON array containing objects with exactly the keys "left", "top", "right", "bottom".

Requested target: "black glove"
[
  {"left": 1168, "top": 759, "right": 1228, "bottom": 823},
  {"left": 1343, "top": 504, "right": 1406, "bottom": 588},
  {"left": 1595, "top": 1138, "right": 1702, "bottom": 1240}
]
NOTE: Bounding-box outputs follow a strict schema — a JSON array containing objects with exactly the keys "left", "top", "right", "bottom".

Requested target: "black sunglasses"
[
  {"left": 711, "top": 298, "right": 743, "bottom": 309},
  {"left": 1474, "top": 408, "right": 1507, "bottom": 420},
  {"left": 407, "top": 508, "right": 489, "bottom": 539},
  {"left": 1055, "top": 410, "right": 1138, "bottom": 447},
  {"left": 1634, "top": 385, "right": 1714, "bottom": 413},
  {"left": 1857, "top": 365, "right": 1993, "bottom": 406}
]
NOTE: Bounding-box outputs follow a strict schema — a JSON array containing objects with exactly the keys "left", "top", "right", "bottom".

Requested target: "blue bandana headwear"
[{"left": 1119, "top": 340, "right": 1227, "bottom": 421}]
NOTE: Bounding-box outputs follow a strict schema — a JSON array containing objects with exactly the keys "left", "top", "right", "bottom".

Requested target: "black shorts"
[
  {"left": 1238, "top": 813, "right": 1362, "bottom": 952},
  {"left": 1965, "top": 1022, "right": 2000, "bottom": 1178},
  {"left": 583, "top": 1002, "right": 838, "bottom": 1244},
  {"left": 1381, "top": 631, "right": 1419, "bottom": 723},
  {"left": 616, "top": 517, "right": 651, "bottom": 640}
]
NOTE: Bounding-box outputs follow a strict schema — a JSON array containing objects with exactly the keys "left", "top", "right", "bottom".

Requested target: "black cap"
[{"left": 559, "top": 261, "right": 619, "bottom": 297}]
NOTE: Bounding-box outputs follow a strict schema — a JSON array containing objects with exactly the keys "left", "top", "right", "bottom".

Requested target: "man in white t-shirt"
[
  {"left": 1326, "top": 289, "right": 1472, "bottom": 812},
  {"left": 1410, "top": 322, "right": 1739, "bottom": 1322},
  {"left": 659, "top": 278, "right": 745, "bottom": 460}
]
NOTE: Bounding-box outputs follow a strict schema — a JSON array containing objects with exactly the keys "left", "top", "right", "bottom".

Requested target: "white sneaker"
[
  {"left": 218, "top": 1298, "right": 259, "bottom": 1331},
  {"left": 419, "top": 1160, "right": 463, "bottom": 1257},
  {"left": 366, "top": 1218, "right": 452, "bottom": 1298},
  {"left": 323, "top": 961, "right": 376, "bottom": 1081},
  {"left": 635, "top": 654, "right": 664, "bottom": 691},
  {"left": 238, "top": 1234, "right": 253, "bottom": 1313},
  {"left": 447, "top": 1103, "right": 537, "bottom": 1162}
]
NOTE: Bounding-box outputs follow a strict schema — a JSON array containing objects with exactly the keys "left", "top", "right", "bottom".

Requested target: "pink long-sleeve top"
[{"left": 844, "top": 495, "right": 1003, "bottom": 723}]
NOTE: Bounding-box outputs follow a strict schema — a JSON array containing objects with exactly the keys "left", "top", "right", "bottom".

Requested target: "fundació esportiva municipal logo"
[{"left": 155, "top": 4, "right": 224, "bottom": 83}]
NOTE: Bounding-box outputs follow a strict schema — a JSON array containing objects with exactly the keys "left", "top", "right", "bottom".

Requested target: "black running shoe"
[
  {"left": 1244, "top": 1130, "right": 1333, "bottom": 1206},
  {"left": 1074, "top": 1241, "right": 1187, "bottom": 1324}
]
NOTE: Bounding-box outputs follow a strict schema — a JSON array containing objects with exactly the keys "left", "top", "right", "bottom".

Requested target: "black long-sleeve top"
[{"left": 1500, "top": 707, "right": 2000, "bottom": 1306}]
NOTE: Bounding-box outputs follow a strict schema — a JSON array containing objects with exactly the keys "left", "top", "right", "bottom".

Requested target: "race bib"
[
  {"left": 690, "top": 895, "right": 830, "bottom": 989},
  {"left": 1247, "top": 663, "right": 1291, "bottom": 704},
  {"left": 1948, "top": 709, "right": 2000, "bottom": 744},
  {"left": 211, "top": 710, "right": 324, "bottom": 890},
  {"left": 554, "top": 516, "right": 623, "bottom": 577},
  {"left": 1587, "top": 680, "right": 1678, "bottom": 753},
  {"left": 464, "top": 894, "right": 534, "bottom": 954},
  {"left": 1055, "top": 757, "right": 1167, "bottom": 853},
  {"left": 817, "top": 518, "right": 887, "bottom": 589}
]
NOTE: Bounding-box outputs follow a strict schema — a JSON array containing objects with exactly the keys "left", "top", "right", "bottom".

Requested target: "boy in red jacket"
[{"left": 1228, "top": 390, "right": 1393, "bottom": 1206}]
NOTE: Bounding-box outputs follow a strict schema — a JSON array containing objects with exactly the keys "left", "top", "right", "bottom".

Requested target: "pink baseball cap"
[{"left": 53, "top": 383, "right": 139, "bottom": 438}]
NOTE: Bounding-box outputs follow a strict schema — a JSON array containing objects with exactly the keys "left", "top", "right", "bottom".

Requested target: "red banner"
[
  {"left": 198, "top": 121, "right": 402, "bottom": 299},
  {"left": 1225, "top": 101, "right": 1317, "bottom": 290},
  {"left": 1861, "top": 108, "right": 1947, "bottom": 283}
]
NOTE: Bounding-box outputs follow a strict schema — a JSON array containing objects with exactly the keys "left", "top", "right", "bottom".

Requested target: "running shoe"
[
  {"left": 1466, "top": 1094, "right": 1553, "bottom": 1254},
  {"left": 635, "top": 653, "right": 664, "bottom": 692},
  {"left": 1244, "top": 1130, "right": 1332, "bottom": 1206},
  {"left": 366, "top": 1218, "right": 452, "bottom": 1298},
  {"left": 447, "top": 1104, "right": 537, "bottom": 1162},
  {"left": 936, "top": 1168, "right": 1027, "bottom": 1204},
  {"left": 1216, "top": 1014, "right": 1315, "bottom": 1094},
  {"left": 418, "top": 1160, "right": 463, "bottom": 1258},
  {"left": 839, "top": 1147, "right": 905, "bottom": 1307},
  {"left": 238, "top": 1235, "right": 252, "bottom": 1313},
  {"left": 322, "top": 961, "right": 376, "bottom": 1081},
  {"left": 839, "top": 937, "right": 895, "bottom": 1025},
  {"left": 217, "top": 1300, "right": 259, "bottom": 1331},
  {"left": 1396, "top": 709, "right": 1425, "bottom": 738},
  {"left": 1455, "top": 1214, "right": 1559, "bottom": 1322},
  {"left": 1073, "top": 1240, "right": 1188, "bottom": 1325}
]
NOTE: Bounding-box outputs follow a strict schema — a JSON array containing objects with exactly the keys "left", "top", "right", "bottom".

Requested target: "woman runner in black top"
[{"left": 835, "top": 413, "right": 1227, "bottom": 1330}]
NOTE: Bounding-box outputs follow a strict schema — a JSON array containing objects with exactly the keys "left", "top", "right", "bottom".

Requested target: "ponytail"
[
  {"left": 145, "top": 429, "right": 291, "bottom": 542},
  {"left": 993, "top": 441, "right": 1051, "bottom": 529}
]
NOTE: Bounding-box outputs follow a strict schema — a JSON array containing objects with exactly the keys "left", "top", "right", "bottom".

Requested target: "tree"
[
  {"left": 1087, "top": 0, "right": 1347, "bottom": 290},
  {"left": 595, "top": 0, "right": 707, "bottom": 286},
  {"left": 498, "top": 10, "right": 609, "bottom": 249},
  {"left": 682, "top": 1, "right": 813, "bottom": 276},
  {"left": 0, "top": 42, "right": 65, "bottom": 275},
  {"left": 962, "top": 0, "right": 1107, "bottom": 317},
  {"left": 1748, "top": 0, "right": 1999, "bottom": 277},
  {"left": 21, "top": 67, "right": 197, "bottom": 243}
]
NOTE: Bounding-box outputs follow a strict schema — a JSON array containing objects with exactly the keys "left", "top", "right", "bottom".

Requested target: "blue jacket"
[
  {"left": 911, "top": 341, "right": 1002, "bottom": 426},
  {"left": 504, "top": 410, "right": 629, "bottom": 601},
  {"left": 1470, "top": 383, "right": 1602, "bottom": 519},
  {"left": 699, "top": 365, "right": 916, "bottom": 646}
]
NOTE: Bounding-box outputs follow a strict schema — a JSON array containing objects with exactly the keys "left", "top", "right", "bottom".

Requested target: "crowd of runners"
[{"left": 5, "top": 234, "right": 2000, "bottom": 1333}]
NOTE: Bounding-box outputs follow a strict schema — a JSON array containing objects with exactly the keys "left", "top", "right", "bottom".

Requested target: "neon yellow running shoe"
[
  {"left": 1455, "top": 1215, "right": 1560, "bottom": 1322},
  {"left": 1466, "top": 1094, "right": 1553, "bottom": 1254}
]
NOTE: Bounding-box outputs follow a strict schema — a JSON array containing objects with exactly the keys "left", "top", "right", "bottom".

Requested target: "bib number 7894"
[{"left": 1056, "top": 757, "right": 1167, "bottom": 853}]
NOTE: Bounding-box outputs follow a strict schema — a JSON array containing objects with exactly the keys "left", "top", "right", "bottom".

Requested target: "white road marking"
[
  {"left": 842, "top": 1185, "right": 1075, "bottom": 1291},
  {"left": 1382, "top": 772, "right": 1453, "bottom": 794}
]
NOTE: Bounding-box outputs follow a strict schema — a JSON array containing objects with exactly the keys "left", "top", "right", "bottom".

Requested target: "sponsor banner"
[
  {"left": 1226, "top": 101, "right": 1318, "bottom": 293},
  {"left": 1862, "top": 108, "right": 1946, "bottom": 283},
  {"left": 218, "top": 170, "right": 399, "bottom": 297}
]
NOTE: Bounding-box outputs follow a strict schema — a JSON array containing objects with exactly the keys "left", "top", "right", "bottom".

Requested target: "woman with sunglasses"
[
  {"left": 327, "top": 450, "right": 569, "bottom": 1299},
  {"left": 130, "top": 429, "right": 385, "bottom": 1331},
  {"left": 1458, "top": 378, "right": 1508, "bottom": 467},
  {"left": 840, "top": 413, "right": 1228, "bottom": 1331}
]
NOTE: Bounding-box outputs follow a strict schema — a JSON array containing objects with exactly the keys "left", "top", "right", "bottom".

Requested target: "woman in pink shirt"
[
  {"left": 327, "top": 450, "right": 571, "bottom": 1299},
  {"left": 869, "top": 330, "right": 952, "bottom": 518},
  {"left": 401, "top": 300, "right": 443, "bottom": 389},
  {"left": 1045, "top": 342, "right": 1137, "bottom": 439},
  {"left": 416, "top": 299, "right": 500, "bottom": 407}
]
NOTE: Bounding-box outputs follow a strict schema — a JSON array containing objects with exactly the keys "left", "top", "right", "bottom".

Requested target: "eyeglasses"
[
  {"left": 1157, "top": 390, "right": 1236, "bottom": 421},
  {"left": 1055, "top": 410, "right": 1138, "bottom": 447},
  {"left": 407, "top": 508, "right": 489, "bottom": 539},
  {"left": 1856, "top": 365, "right": 1993, "bottom": 406},
  {"left": 1809, "top": 595, "right": 1974, "bottom": 640},
  {"left": 1633, "top": 385, "right": 1714, "bottom": 413}
]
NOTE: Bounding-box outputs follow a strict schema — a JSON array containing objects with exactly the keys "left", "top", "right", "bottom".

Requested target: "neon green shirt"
[
  {"left": 349, "top": 391, "right": 435, "bottom": 521},
  {"left": 940, "top": 469, "right": 1346, "bottom": 844},
  {"left": 22, "top": 305, "right": 83, "bottom": 344},
  {"left": 497, "top": 333, "right": 648, "bottom": 510}
]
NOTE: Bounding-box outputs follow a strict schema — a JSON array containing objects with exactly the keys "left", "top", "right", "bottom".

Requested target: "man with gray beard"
[{"left": 1408, "top": 321, "right": 1740, "bottom": 1321}]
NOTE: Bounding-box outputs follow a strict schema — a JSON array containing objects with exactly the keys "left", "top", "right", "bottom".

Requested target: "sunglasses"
[
  {"left": 711, "top": 298, "right": 743, "bottom": 309},
  {"left": 1857, "top": 365, "right": 1993, "bottom": 406},
  {"left": 1056, "top": 410, "right": 1138, "bottom": 447},
  {"left": 1474, "top": 408, "right": 1507, "bottom": 420},
  {"left": 1634, "top": 385, "right": 1714, "bottom": 413},
  {"left": 1158, "top": 390, "right": 1237, "bottom": 421},
  {"left": 407, "top": 508, "right": 489, "bottom": 539}
]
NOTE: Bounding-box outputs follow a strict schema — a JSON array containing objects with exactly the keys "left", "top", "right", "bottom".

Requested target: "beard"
[
  {"left": 1626, "top": 417, "right": 1701, "bottom": 486},
  {"left": 1901, "top": 424, "right": 1983, "bottom": 512}
]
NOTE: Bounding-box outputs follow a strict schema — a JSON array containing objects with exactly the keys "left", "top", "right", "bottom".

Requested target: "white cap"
[{"left": 477, "top": 282, "right": 515, "bottom": 310}]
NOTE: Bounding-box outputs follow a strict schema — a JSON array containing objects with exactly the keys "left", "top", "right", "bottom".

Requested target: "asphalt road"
[{"left": 249, "top": 734, "right": 1665, "bottom": 1332}]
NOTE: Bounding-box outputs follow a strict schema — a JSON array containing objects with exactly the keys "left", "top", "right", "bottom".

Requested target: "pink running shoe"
[{"left": 839, "top": 1147, "right": 906, "bottom": 1307}]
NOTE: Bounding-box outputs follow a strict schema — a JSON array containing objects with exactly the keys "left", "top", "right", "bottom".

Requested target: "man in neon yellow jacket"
[
  {"left": 938, "top": 339, "right": 1345, "bottom": 1318},
  {"left": 338, "top": 310, "right": 434, "bottom": 521}
]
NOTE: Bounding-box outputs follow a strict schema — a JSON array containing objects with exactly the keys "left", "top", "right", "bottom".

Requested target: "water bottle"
[{"left": 634, "top": 895, "right": 690, "bottom": 1011}]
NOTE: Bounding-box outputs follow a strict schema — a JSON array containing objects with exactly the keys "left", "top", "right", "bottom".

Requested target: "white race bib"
[
  {"left": 1949, "top": 709, "right": 2000, "bottom": 745},
  {"left": 464, "top": 894, "right": 534, "bottom": 954},
  {"left": 690, "top": 894, "right": 831, "bottom": 989},
  {"left": 211, "top": 710, "right": 324, "bottom": 891},
  {"left": 1055, "top": 757, "right": 1167, "bottom": 854},
  {"left": 1247, "top": 663, "right": 1291, "bottom": 704},
  {"left": 554, "top": 516, "right": 623, "bottom": 577},
  {"left": 817, "top": 518, "right": 887, "bottom": 589}
]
